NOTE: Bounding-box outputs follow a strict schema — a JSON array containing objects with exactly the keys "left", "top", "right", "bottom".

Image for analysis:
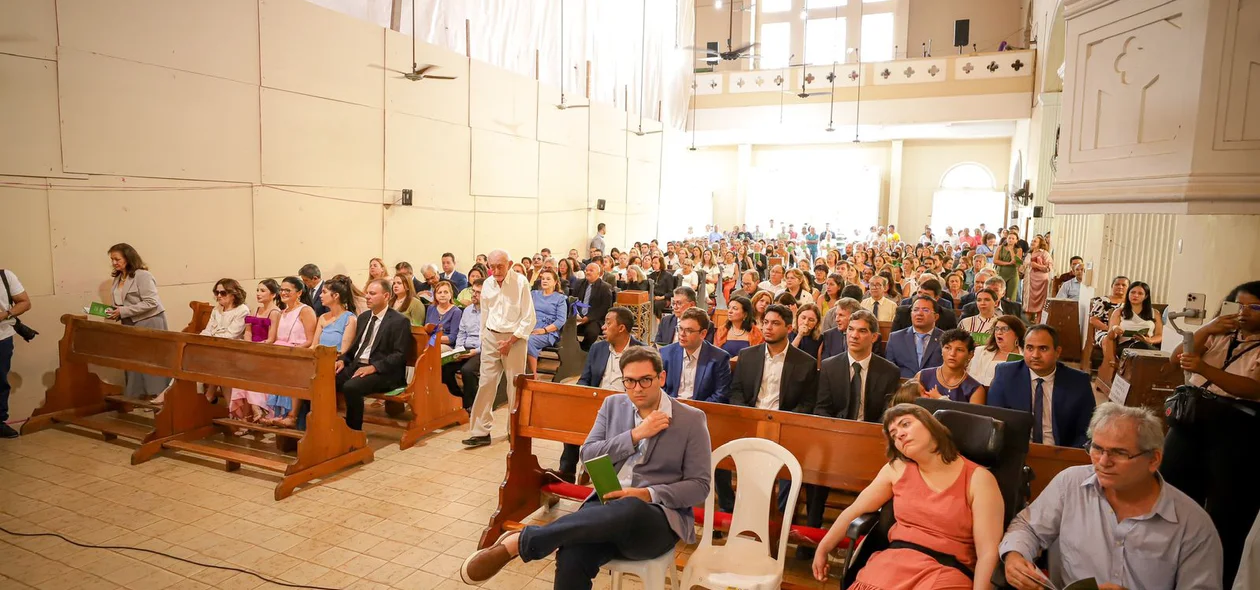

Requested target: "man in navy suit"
[
  {"left": 885, "top": 296, "right": 945, "bottom": 378},
  {"left": 987, "top": 324, "right": 1094, "bottom": 448},
  {"left": 440, "top": 252, "right": 469, "bottom": 293},
  {"left": 547, "top": 307, "right": 644, "bottom": 483},
  {"left": 299, "top": 263, "right": 329, "bottom": 317},
  {"left": 660, "top": 308, "right": 731, "bottom": 403}
]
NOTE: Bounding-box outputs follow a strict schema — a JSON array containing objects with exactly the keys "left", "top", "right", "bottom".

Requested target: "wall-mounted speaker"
[
  {"left": 597, "top": 199, "right": 607, "bottom": 211},
  {"left": 706, "top": 41, "right": 719, "bottom": 65},
  {"left": 954, "top": 19, "right": 970, "bottom": 48},
  {"left": 1033, "top": 205, "right": 1045, "bottom": 218}
]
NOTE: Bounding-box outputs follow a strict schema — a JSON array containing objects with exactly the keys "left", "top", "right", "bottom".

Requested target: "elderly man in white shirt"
[{"left": 463, "top": 249, "right": 537, "bottom": 448}]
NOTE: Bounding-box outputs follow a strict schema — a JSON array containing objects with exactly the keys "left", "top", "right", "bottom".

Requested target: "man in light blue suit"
[
  {"left": 987, "top": 324, "right": 1094, "bottom": 448},
  {"left": 461, "top": 346, "right": 712, "bottom": 588},
  {"left": 660, "top": 308, "right": 731, "bottom": 403},
  {"left": 884, "top": 296, "right": 945, "bottom": 378}
]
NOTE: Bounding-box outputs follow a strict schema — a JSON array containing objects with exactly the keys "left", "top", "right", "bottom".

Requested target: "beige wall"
[
  {"left": 899, "top": 138, "right": 1013, "bottom": 234},
  {"left": 0, "top": 0, "right": 664, "bottom": 422},
  {"left": 906, "top": 0, "right": 1026, "bottom": 54}
]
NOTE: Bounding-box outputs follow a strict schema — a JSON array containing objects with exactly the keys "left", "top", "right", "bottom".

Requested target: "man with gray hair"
[
  {"left": 463, "top": 249, "right": 536, "bottom": 448},
  {"left": 1000, "top": 403, "right": 1223, "bottom": 590}
]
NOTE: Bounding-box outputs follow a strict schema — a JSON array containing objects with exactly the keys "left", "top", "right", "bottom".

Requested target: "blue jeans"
[{"left": 0, "top": 336, "right": 13, "bottom": 423}]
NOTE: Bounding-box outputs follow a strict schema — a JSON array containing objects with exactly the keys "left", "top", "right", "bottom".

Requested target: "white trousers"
[{"left": 469, "top": 329, "right": 526, "bottom": 437}]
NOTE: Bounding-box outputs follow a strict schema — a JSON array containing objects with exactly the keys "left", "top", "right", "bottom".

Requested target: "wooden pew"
[
  {"left": 360, "top": 324, "right": 469, "bottom": 450},
  {"left": 875, "top": 320, "right": 892, "bottom": 357},
  {"left": 1044, "top": 298, "right": 1082, "bottom": 363},
  {"left": 22, "top": 302, "right": 217, "bottom": 441},
  {"left": 27, "top": 315, "right": 371, "bottom": 499},
  {"left": 479, "top": 378, "right": 1090, "bottom": 550},
  {"left": 1095, "top": 349, "right": 1181, "bottom": 421}
]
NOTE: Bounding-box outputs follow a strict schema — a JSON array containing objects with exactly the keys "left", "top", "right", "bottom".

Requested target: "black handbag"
[
  {"left": 1167, "top": 336, "right": 1259, "bottom": 427},
  {"left": 1, "top": 269, "right": 36, "bottom": 342}
]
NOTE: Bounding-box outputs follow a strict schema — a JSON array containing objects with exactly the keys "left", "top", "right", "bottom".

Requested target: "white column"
[
  {"left": 734, "top": 143, "right": 752, "bottom": 225},
  {"left": 887, "top": 139, "right": 904, "bottom": 227},
  {"left": 1031, "top": 92, "right": 1060, "bottom": 236}
]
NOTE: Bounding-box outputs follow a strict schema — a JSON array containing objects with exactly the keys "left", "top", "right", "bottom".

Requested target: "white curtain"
[{"left": 306, "top": 0, "right": 696, "bottom": 129}]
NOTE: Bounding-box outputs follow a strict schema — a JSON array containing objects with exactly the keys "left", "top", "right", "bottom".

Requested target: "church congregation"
[{"left": 4, "top": 0, "right": 1260, "bottom": 590}]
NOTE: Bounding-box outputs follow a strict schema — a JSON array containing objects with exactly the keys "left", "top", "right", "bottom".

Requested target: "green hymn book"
[
  {"left": 971, "top": 332, "right": 991, "bottom": 346},
  {"left": 1006, "top": 353, "right": 1024, "bottom": 363},
  {"left": 85, "top": 302, "right": 114, "bottom": 317},
  {"left": 583, "top": 455, "right": 622, "bottom": 503}
]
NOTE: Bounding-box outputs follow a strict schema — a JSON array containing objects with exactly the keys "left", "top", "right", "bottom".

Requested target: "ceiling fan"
[
  {"left": 785, "top": 17, "right": 829, "bottom": 99},
  {"left": 687, "top": 1, "right": 758, "bottom": 62},
  {"left": 384, "top": 0, "right": 458, "bottom": 82},
  {"left": 556, "top": 0, "right": 588, "bottom": 110}
]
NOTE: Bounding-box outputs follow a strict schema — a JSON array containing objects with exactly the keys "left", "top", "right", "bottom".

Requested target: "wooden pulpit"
[{"left": 616, "top": 290, "right": 652, "bottom": 344}]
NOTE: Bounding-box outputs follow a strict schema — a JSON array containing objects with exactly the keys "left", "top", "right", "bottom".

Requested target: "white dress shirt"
[
  {"left": 758, "top": 280, "right": 786, "bottom": 296},
  {"left": 356, "top": 308, "right": 388, "bottom": 362},
  {"left": 756, "top": 345, "right": 789, "bottom": 410},
  {"left": 1029, "top": 366, "right": 1056, "bottom": 443},
  {"left": 599, "top": 343, "right": 630, "bottom": 391},
  {"left": 617, "top": 394, "right": 672, "bottom": 501},
  {"left": 677, "top": 347, "right": 700, "bottom": 400},
  {"left": 849, "top": 351, "right": 873, "bottom": 419},
  {"left": 481, "top": 270, "right": 537, "bottom": 340},
  {"left": 861, "top": 296, "right": 898, "bottom": 322}
]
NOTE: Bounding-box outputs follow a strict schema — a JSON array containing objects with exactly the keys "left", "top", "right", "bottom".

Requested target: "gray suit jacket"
[
  {"left": 110, "top": 270, "right": 165, "bottom": 322},
  {"left": 579, "top": 394, "right": 713, "bottom": 544}
]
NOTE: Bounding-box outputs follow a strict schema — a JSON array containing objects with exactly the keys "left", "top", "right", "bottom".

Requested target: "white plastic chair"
[
  {"left": 681, "top": 438, "right": 802, "bottom": 590},
  {"left": 605, "top": 551, "right": 679, "bottom": 590}
]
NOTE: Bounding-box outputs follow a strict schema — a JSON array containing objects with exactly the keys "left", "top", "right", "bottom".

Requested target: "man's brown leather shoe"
[{"left": 460, "top": 533, "right": 515, "bottom": 584}]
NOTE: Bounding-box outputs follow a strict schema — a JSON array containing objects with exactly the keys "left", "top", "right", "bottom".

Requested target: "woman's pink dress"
[
  {"left": 849, "top": 459, "right": 980, "bottom": 590},
  {"left": 229, "top": 310, "right": 274, "bottom": 418},
  {"left": 1023, "top": 250, "right": 1052, "bottom": 314}
]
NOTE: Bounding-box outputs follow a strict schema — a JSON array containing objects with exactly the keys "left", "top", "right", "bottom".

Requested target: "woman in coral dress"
[
  {"left": 1021, "top": 235, "right": 1053, "bottom": 322},
  {"left": 812, "top": 404, "right": 1004, "bottom": 590}
]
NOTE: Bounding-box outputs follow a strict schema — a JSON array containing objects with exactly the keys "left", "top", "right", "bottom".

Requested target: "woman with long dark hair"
[
  {"left": 230, "top": 279, "right": 283, "bottom": 421},
  {"left": 1099, "top": 280, "right": 1163, "bottom": 384},
  {"left": 262, "top": 277, "right": 316, "bottom": 427},
  {"left": 106, "top": 243, "right": 171, "bottom": 399},
  {"left": 714, "top": 296, "right": 763, "bottom": 357}
]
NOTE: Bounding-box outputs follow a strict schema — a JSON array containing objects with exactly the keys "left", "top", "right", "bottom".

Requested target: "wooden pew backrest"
[{"left": 182, "top": 301, "right": 214, "bottom": 334}]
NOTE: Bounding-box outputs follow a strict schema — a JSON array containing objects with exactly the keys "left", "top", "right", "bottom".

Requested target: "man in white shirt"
[
  {"left": 1, "top": 269, "right": 32, "bottom": 438},
  {"left": 758, "top": 265, "right": 787, "bottom": 296},
  {"left": 1055, "top": 263, "right": 1084, "bottom": 300},
  {"left": 861, "top": 276, "right": 898, "bottom": 323},
  {"left": 464, "top": 250, "right": 537, "bottom": 448}
]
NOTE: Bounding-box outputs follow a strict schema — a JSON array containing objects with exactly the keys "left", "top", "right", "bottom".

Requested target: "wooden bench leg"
[
  {"left": 226, "top": 461, "right": 241, "bottom": 472},
  {"left": 275, "top": 446, "right": 374, "bottom": 501}
]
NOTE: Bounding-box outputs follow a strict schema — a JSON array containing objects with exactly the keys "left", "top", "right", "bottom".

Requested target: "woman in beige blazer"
[{"left": 106, "top": 243, "right": 171, "bottom": 399}]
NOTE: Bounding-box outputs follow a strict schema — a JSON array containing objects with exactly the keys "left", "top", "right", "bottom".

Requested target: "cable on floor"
[{"left": 0, "top": 525, "right": 343, "bottom": 590}]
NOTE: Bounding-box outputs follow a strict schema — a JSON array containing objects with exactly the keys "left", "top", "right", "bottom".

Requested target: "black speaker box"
[
  {"left": 1033, "top": 206, "right": 1045, "bottom": 218},
  {"left": 954, "top": 19, "right": 970, "bottom": 47},
  {"left": 597, "top": 199, "right": 606, "bottom": 211}
]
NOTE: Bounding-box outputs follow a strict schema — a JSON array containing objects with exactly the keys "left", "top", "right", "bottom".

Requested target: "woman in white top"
[
  {"left": 1100, "top": 280, "right": 1163, "bottom": 384},
  {"left": 959, "top": 288, "right": 1001, "bottom": 334},
  {"left": 967, "top": 315, "right": 1026, "bottom": 386},
  {"left": 194, "top": 279, "right": 250, "bottom": 402},
  {"left": 675, "top": 258, "right": 699, "bottom": 291}
]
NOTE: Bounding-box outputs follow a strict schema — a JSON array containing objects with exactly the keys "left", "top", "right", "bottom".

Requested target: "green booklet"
[
  {"left": 1006, "top": 353, "right": 1024, "bottom": 363},
  {"left": 583, "top": 454, "right": 622, "bottom": 503},
  {"left": 1122, "top": 328, "right": 1150, "bottom": 338},
  {"left": 85, "top": 302, "right": 114, "bottom": 317},
  {"left": 971, "top": 332, "right": 991, "bottom": 346},
  {"left": 1063, "top": 578, "right": 1100, "bottom": 590}
]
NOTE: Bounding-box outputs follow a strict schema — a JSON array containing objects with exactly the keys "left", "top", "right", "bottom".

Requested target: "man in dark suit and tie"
[
  {"left": 886, "top": 296, "right": 945, "bottom": 378},
  {"left": 987, "top": 324, "right": 1094, "bottom": 448},
  {"left": 337, "top": 278, "right": 413, "bottom": 431},
  {"left": 892, "top": 279, "right": 958, "bottom": 332},
  {"left": 805, "top": 309, "right": 902, "bottom": 556},
  {"left": 660, "top": 308, "right": 731, "bottom": 403},
  {"left": 574, "top": 259, "right": 614, "bottom": 351},
  {"left": 439, "top": 253, "right": 469, "bottom": 293},
  {"left": 460, "top": 347, "right": 711, "bottom": 588},
  {"left": 299, "top": 264, "right": 329, "bottom": 317},
  {"left": 548, "top": 307, "right": 643, "bottom": 483},
  {"left": 961, "top": 276, "right": 1024, "bottom": 321}
]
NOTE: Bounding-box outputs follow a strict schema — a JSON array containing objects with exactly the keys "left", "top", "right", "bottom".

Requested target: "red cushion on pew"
[{"left": 541, "top": 482, "right": 593, "bottom": 500}]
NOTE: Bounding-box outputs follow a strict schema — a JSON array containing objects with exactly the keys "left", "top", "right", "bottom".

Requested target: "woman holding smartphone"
[{"left": 1164, "top": 281, "right": 1260, "bottom": 587}]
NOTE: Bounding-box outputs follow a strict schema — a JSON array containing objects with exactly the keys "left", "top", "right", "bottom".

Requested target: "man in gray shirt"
[{"left": 1001, "top": 403, "right": 1223, "bottom": 590}]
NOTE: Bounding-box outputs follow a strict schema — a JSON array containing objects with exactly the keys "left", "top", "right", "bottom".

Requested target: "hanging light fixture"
[{"left": 714, "top": 0, "right": 722, "bottom": 9}]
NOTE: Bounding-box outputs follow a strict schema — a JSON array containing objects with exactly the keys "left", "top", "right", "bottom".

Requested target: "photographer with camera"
[
  {"left": 1165, "top": 280, "right": 1260, "bottom": 586},
  {"left": 1, "top": 269, "right": 34, "bottom": 439}
]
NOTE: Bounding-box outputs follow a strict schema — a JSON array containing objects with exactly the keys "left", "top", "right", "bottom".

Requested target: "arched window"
[{"left": 940, "top": 163, "right": 997, "bottom": 190}]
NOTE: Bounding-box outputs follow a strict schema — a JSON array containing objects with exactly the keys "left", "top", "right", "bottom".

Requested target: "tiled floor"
[{"left": 0, "top": 408, "right": 830, "bottom": 590}]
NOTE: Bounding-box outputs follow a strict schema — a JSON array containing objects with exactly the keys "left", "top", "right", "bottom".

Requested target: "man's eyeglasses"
[
  {"left": 677, "top": 328, "right": 702, "bottom": 336},
  {"left": 1087, "top": 441, "right": 1151, "bottom": 462},
  {"left": 621, "top": 375, "right": 657, "bottom": 390}
]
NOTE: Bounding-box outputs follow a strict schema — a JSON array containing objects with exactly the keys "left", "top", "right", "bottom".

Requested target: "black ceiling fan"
[
  {"left": 687, "top": 1, "right": 758, "bottom": 62},
  {"left": 384, "top": 0, "right": 459, "bottom": 82}
]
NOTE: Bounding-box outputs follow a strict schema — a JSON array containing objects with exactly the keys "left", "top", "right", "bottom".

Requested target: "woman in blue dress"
[
  {"left": 425, "top": 281, "right": 463, "bottom": 350},
  {"left": 915, "top": 328, "right": 986, "bottom": 404},
  {"left": 290, "top": 278, "right": 357, "bottom": 431},
  {"left": 527, "top": 269, "right": 567, "bottom": 374}
]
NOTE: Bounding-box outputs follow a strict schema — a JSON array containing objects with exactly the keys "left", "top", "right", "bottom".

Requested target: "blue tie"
[
  {"left": 873, "top": 301, "right": 880, "bottom": 318},
  {"left": 915, "top": 333, "right": 929, "bottom": 367},
  {"left": 1032, "top": 378, "right": 1045, "bottom": 444}
]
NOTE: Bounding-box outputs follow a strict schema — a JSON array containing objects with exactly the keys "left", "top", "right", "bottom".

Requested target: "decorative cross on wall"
[
  {"left": 962, "top": 62, "right": 975, "bottom": 74},
  {"left": 848, "top": 70, "right": 859, "bottom": 81},
  {"left": 903, "top": 66, "right": 915, "bottom": 78},
  {"left": 774, "top": 74, "right": 784, "bottom": 86},
  {"left": 826, "top": 71, "right": 836, "bottom": 83},
  {"left": 736, "top": 78, "right": 745, "bottom": 88},
  {"left": 880, "top": 68, "right": 891, "bottom": 79},
  {"left": 755, "top": 76, "right": 764, "bottom": 86},
  {"left": 986, "top": 61, "right": 1000, "bottom": 72},
  {"left": 691, "top": 81, "right": 697, "bottom": 89},
  {"left": 928, "top": 65, "right": 940, "bottom": 77},
  {"left": 709, "top": 79, "right": 718, "bottom": 89},
  {"left": 805, "top": 72, "right": 816, "bottom": 84},
  {"left": 1011, "top": 59, "right": 1024, "bottom": 71}
]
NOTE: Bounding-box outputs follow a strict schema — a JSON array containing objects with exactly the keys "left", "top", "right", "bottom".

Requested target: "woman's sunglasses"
[{"left": 213, "top": 290, "right": 229, "bottom": 297}]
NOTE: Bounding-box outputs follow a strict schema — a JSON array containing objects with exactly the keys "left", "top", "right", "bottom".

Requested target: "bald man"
[{"left": 463, "top": 250, "right": 537, "bottom": 448}]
